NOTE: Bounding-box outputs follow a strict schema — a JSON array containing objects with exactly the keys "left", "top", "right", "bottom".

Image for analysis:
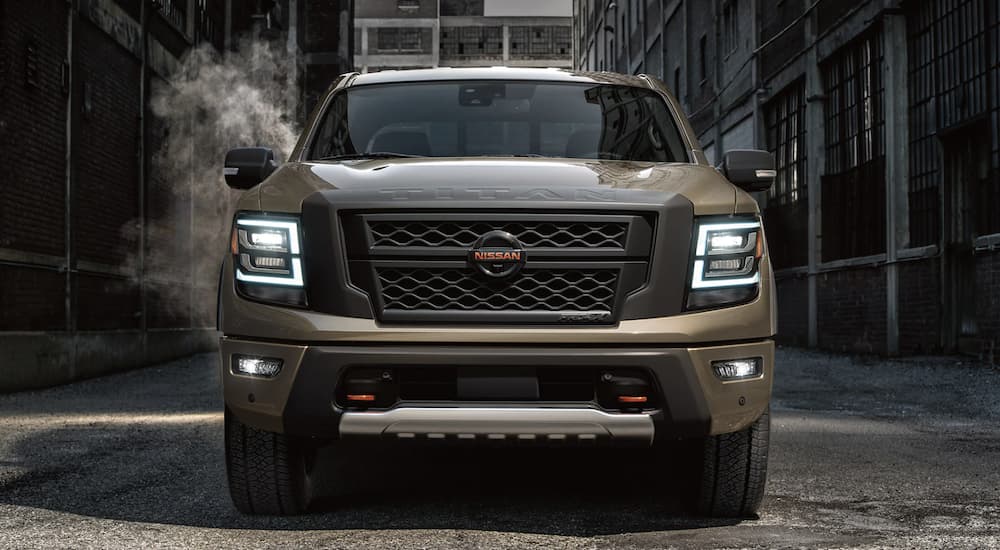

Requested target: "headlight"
[
  {"left": 687, "top": 219, "right": 762, "bottom": 309},
  {"left": 232, "top": 214, "right": 307, "bottom": 306}
]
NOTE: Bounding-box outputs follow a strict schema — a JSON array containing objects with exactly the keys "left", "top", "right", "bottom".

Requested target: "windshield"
[{"left": 307, "top": 81, "right": 690, "bottom": 162}]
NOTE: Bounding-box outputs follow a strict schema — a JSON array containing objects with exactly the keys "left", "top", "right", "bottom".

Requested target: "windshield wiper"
[{"left": 317, "top": 152, "right": 424, "bottom": 161}]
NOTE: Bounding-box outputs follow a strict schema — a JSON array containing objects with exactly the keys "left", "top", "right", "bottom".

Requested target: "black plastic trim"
[
  {"left": 302, "top": 196, "right": 693, "bottom": 323},
  {"left": 280, "top": 344, "right": 722, "bottom": 440},
  {"left": 682, "top": 214, "right": 764, "bottom": 312},
  {"left": 232, "top": 211, "right": 311, "bottom": 309}
]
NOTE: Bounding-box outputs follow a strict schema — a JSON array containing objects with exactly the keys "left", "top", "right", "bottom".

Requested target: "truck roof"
[{"left": 347, "top": 67, "right": 653, "bottom": 88}]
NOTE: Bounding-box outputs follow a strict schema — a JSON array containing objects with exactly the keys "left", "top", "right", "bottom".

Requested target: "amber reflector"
[
  {"left": 617, "top": 395, "right": 648, "bottom": 403},
  {"left": 346, "top": 394, "right": 376, "bottom": 402}
]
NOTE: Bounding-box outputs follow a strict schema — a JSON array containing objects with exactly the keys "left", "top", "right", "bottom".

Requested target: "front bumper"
[{"left": 221, "top": 339, "right": 774, "bottom": 443}]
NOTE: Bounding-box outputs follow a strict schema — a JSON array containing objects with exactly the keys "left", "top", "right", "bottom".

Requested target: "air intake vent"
[
  {"left": 369, "top": 220, "right": 629, "bottom": 249},
  {"left": 377, "top": 268, "right": 618, "bottom": 313}
]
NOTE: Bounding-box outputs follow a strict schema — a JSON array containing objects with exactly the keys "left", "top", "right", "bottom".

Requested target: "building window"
[
  {"left": 768, "top": 81, "right": 807, "bottom": 206},
  {"left": 371, "top": 28, "right": 432, "bottom": 54},
  {"left": 397, "top": 0, "right": 420, "bottom": 11},
  {"left": 440, "top": 0, "right": 484, "bottom": 16},
  {"left": 698, "top": 35, "right": 708, "bottom": 83},
  {"left": 510, "top": 26, "right": 572, "bottom": 59},
  {"left": 722, "top": 0, "right": 739, "bottom": 55},
  {"left": 157, "top": 0, "right": 187, "bottom": 34},
  {"left": 440, "top": 26, "right": 503, "bottom": 58},
  {"left": 907, "top": 0, "right": 1000, "bottom": 242},
  {"left": 764, "top": 79, "right": 808, "bottom": 268},
  {"left": 820, "top": 27, "right": 886, "bottom": 261},
  {"left": 195, "top": 0, "right": 223, "bottom": 50}
]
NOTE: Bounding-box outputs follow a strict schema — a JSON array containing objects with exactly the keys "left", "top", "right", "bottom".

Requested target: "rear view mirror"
[
  {"left": 719, "top": 149, "right": 775, "bottom": 192},
  {"left": 224, "top": 147, "right": 278, "bottom": 190}
]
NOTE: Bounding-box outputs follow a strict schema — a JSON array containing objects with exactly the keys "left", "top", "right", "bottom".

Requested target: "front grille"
[
  {"left": 369, "top": 220, "right": 628, "bottom": 249},
  {"left": 340, "top": 211, "right": 657, "bottom": 325},
  {"left": 377, "top": 268, "right": 618, "bottom": 312}
]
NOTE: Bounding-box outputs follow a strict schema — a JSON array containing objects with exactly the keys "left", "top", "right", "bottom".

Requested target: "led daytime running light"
[
  {"left": 691, "top": 220, "right": 762, "bottom": 289},
  {"left": 234, "top": 216, "right": 304, "bottom": 288}
]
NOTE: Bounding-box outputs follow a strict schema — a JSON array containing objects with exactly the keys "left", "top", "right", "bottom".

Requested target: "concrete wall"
[
  {"left": 0, "top": 2, "right": 223, "bottom": 393},
  {"left": 775, "top": 276, "right": 810, "bottom": 347},
  {"left": 975, "top": 250, "right": 1000, "bottom": 363},
  {"left": 358, "top": 0, "right": 438, "bottom": 19},
  {"left": 817, "top": 267, "right": 888, "bottom": 354},
  {"left": 898, "top": 257, "right": 942, "bottom": 354},
  {"left": 0, "top": 0, "right": 71, "bottom": 339},
  {"left": 484, "top": 0, "right": 572, "bottom": 18},
  {"left": 0, "top": 330, "right": 217, "bottom": 393}
]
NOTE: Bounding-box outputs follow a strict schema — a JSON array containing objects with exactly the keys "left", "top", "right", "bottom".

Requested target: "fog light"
[
  {"left": 711, "top": 357, "right": 762, "bottom": 380},
  {"left": 233, "top": 355, "right": 283, "bottom": 378}
]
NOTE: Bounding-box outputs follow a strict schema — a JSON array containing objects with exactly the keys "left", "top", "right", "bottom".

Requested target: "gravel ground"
[{"left": 0, "top": 347, "right": 998, "bottom": 549}]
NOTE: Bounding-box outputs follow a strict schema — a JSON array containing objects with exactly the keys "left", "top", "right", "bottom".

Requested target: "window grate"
[
  {"left": 821, "top": 26, "right": 887, "bottom": 261},
  {"left": 509, "top": 26, "right": 572, "bottom": 59},
  {"left": 440, "top": 26, "right": 503, "bottom": 58},
  {"left": 370, "top": 27, "right": 433, "bottom": 54},
  {"left": 906, "top": 0, "right": 1000, "bottom": 241},
  {"left": 764, "top": 79, "right": 808, "bottom": 268}
]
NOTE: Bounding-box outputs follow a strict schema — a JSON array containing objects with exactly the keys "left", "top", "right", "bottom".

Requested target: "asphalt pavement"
[{"left": 0, "top": 347, "right": 998, "bottom": 549}]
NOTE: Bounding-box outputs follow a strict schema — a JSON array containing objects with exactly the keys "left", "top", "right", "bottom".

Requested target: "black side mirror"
[
  {"left": 719, "top": 149, "right": 775, "bottom": 192},
  {"left": 224, "top": 147, "right": 278, "bottom": 190}
]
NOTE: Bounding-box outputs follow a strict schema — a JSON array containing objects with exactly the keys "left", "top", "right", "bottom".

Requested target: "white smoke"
[
  {"left": 128, "top": 38, "right": 301, "bottom": 325},
  {"left": 151, "top": 39, "right": 300, "bottom": 162}
]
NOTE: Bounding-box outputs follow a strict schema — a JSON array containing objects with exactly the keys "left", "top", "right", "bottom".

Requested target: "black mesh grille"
[
  {"left": 369, "top": 220, "right": 628, "bottom": 249},
  {"left": 377, "top": 268, "right": 618, "bottom": 312}
]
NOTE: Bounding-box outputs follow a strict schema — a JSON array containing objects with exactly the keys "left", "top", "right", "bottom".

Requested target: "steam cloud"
[
  {"left": 130, "top": 39, "right": 300, "bottom": 326},
  {"left": 151, "top": 39, "right": 300, "bottom": 163}
]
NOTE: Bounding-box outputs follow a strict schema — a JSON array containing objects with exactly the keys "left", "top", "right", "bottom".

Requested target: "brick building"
[
  {"left": 0, "top": 0, "right": 352, "bottom": 391},
  {"left": 574, "top": 0, "right": 1000, "bottom": 359},
  {"left": 355, "top": 0, "right": 573, "bottom": 72}
]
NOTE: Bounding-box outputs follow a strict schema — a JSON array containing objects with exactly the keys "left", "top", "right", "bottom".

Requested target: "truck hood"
[{"left": 243, "top": 157, "right": 745, "bottom": 215}]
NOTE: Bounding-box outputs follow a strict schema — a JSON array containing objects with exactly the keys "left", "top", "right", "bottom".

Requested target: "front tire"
[
  {"left": 696, "top": 407, "right": 770, "bottom": 517},
  {"left": 225, "top": 409, "right": 315, "bottom": 515}
]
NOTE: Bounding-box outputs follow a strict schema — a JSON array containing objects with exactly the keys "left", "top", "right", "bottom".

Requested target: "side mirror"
[
  {"left": 719, "top": 149, "right": 775, "bottom": 192},
  {"left": 224, "top": 147, "right": 278, "bottom": 190}
]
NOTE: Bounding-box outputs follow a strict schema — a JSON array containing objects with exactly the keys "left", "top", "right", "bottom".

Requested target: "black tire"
[
  {"left": 225, "top": 408, "right": 315, "bottom": 515},
  {"left": 696, "top": 407, "right": 770, "bottom": 517}
]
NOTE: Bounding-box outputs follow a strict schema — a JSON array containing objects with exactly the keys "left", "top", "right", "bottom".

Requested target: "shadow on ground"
[
  {"left": 0, "top": 355, "right": 742, "bottom": 535},
  {"left": 0, "top": 423, "right": 742, "bottom": 534}
]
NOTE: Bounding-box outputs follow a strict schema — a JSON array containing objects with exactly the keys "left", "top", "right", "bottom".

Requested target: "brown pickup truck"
[{"left": 219, "top": 67, "right": 776, "bottom": 517}]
